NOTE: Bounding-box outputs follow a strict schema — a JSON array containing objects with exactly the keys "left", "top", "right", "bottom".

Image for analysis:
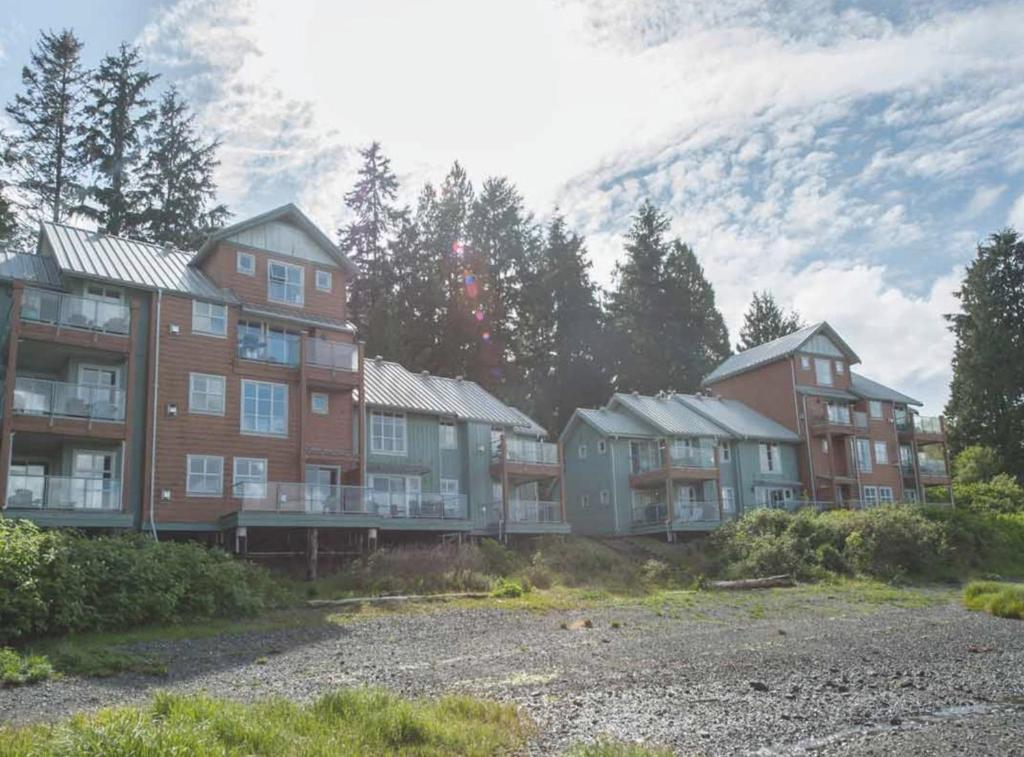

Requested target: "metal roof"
[
  {"left": 850, "top": 372, "right": 922, "bottom": 406},
  {"left": 611, "top": 392, "right": 731, "bottom": 438},
  {"left": 0, "top": 252, "right": 63, "bottom": 288},
  {"left": 40, "top": 222, "right": 237, "bottom": 303},
  {"left": 241, "top": 303, "right": 355, "bottom": 333},
  {"left": 572, "top": 407, "right": 658, "bottom": 438},
  {"left": 795, "top": 384, "right": 860, "bottom": 401},
  {"left": 703, "top": 322, "right": 861, "bottom": 385},
  {"left": 675, "top": 394, "right": 800, "bottom": 442},
  {"left": 363, "top": 358, "right": 546, "bottom": 435}
]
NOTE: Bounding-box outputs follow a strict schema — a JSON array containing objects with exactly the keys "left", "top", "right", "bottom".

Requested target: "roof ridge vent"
[
  {"left": 374, "top": 355, "right": 383, "bottom": 362},
  {"left": 456, "top": 375, "right": 464, "bottom": 382},
  {"left": 420, "top": 370, "right": 429, "bottom": 376},
  {"left": 631, "top": 390, "right": 639, "bottom": 397}
]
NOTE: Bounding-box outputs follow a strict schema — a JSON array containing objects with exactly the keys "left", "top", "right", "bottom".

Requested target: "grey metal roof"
[
  {"left": 572, "top": 407, "right": 658, "bottom": 438},
  {"left": 363, "top": 358, "right": 547, "bottom": 435},
  {"left": 0, "top": 252, "right": 63, "bottom": 288},
  {"left": 241, "top": 303, "right": 355, "bottom": 333},
  {"left": 40, "top": 222, "right": 237, "bottom": 303},
  {"left": 703, "top": 322, "right": 861, "bottom": 385},
  {"left": 850, "top": 372, "right": 922, "bottom": 406},
  {"left": 612, "top": 392, "right": 731, "bottom": 438},
  {"left": 795, "top": 385, "right": 859, "bottom": 401},
  {"left": 675, "top": 394, "right": 800, "bottom": 443}
]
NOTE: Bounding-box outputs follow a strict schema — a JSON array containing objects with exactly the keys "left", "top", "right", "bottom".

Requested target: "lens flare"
[
  {"left": 474, "top": 309, "right": 485, "bottom": 322},
  {"left": 482, "top": 331, "right": 491, "bottom": 341}
]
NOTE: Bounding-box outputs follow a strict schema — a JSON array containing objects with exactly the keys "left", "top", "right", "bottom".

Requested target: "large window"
[
  {"left": 186, "top": 455, "right": 223, "bottom": 496},
  {"left": 241, "top": 380, "right": 288, "bottom": 436},
  {"left": 233, "top": 457, "right": 267, "bottom": 498},
  {"left": 189, "top": 373, "right": 225, "bottom": 415},
  {"left": 759, "top": 443, "right": 779, "bottom": 473},
  {"left": 869, "top": 400, "right": 883, "bottom": 419},
  {"left": 814, "top": 358, "right": 833, "bottom": 386},
  {"left": 722, "top": 487, "right": 736, "bottom": 515},
  {"left": 237, "top": 320, "right": 300, "bottom": 366},
  {"left": 873, "top": 441, "right": 889, "bottom": 465},
  {"left": 439, "top": 421, "right": 457, "bottom": 450},
  {"left": 267, "top": 260, "right": 304, "bottom": 305},
  {"left": 856, "top": 438, "right": 872, "bottom": 472},
  {"left": 370, "top": 411, "right": 406, "bottom": 455},
  {"left": 192, "top": 301, "right": 227, "bottom": 337}
]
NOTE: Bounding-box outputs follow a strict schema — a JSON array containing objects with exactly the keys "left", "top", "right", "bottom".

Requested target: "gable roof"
[
  {"left": 702, "top": 322, "right": 860, "bottom": 386},
  {"left": 674, "top": 394, "right": 800, "bottom": 443},
  {"left": 611, "top": 392, "right": 731, "bottom": 438},
  {"left": 194, "top": 203, "right": 357, "bottom": 276},
  {"left": 566, "top": 406, "right": 659, "bottom": 440},
  {"left": 0, "top": 251, "right": 63, "bottom": 289},
  {"left": 850, "top": 372, "right": 922, "bottom": 406},
  {"left": 363, "top": 358, "right": 546, "bottom": 435},
  {"left": 39, "top": 222, "right": 237, "bottom": 303}
]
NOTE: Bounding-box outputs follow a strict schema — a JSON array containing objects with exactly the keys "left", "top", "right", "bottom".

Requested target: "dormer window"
[
  {"left": 268, "top": 260, "right": 304, "bottom": 306},
  {"left": 237, "top": 251, "right": 255, "bottom": 276}
]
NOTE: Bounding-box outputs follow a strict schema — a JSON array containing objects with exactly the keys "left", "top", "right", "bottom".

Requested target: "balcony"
[
  {"left": 18, "top": 288, "right": 131, "bottom": 351},
  {"left": 304, "top": 337, "right": 360, "bottom": 390},
  {"left": 914, "top": 415, "right": 946, "bottom": 444},
  {"left": 237, "top": 483, "right": 468, "bottom": 522},
  {"left": 630, "top": 442, "right": 718, "bottom": 488},
  {"left": 632, "top": 499, "right": 668, "bottom": 526},
  {"left": 491, "top": 438, "right": 561, "bottom": 481},
  {"left": 507, "top": 499, "right": 561, "bottom": 523},
  {"left": 673, "top": 500, "right": 721, "bottom": 525},
  {"left": 6, "top": 474, "right": 121, "bottom": 511},
  {"left": 631, "top": 499, "right": 721, "bottom": 530},
  {"left": 12, "top": 377, "right": 126, "bottom": 423},
  {"left": 809, "top": 404, "right": 855, "bottom": 436},
  {"left": 918, "top": 458, "right": 950, "bottom": 483}
]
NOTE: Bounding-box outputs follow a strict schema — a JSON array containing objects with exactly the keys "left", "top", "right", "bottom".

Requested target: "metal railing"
[
  {"left": 13, "top": 377, "right": 126, "bottom": 421},
  {"left": 237, "top": 332, "right": 300, "bottom": 366},
  {"left": 667, "top": 444, "right": 716, "bottom": 468},
  {"left": 915, "top": 415, "right": 944, "bottom": 435},
  {"left": 240, "top": 483, "right": 467, "bottom": 519},
  {"left": 20, "top": 288, "right": 130, "bottom": 334},
  {"left": 632, "top": 500, "right": 668, "bottom": 525},
  {"left": 673, "top": 500, "right": 720, "bottom": 523},
  {"left": 502, "top": 438, "right": 558, "bottom": 465},
  {"left": 304, "top": 337, "right": 358, "bottom": 372},
  {"left": 630, "top": 443, "right": 662, "bottom": 474},
  {"left": 918, "top": 458, "right": 949, "bottom": 476},
  {"left": 507, "top": 499, "right": 561, "bottom": 523},
  {"left": 6, "top": 475, "right": 121, "bottom": 510}
]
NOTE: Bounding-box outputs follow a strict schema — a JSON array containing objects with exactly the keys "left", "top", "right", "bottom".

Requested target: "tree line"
[{"left": 0, "top": 29, "right": 226, "bottom": 250}]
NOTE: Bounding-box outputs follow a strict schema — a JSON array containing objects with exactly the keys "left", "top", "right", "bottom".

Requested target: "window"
[
  {"left": 719, "top": 442, "right": 731, "bottom": 462},
  {"left": 835, "top": 361, "right": 845, "bottom": 375},
  {"left": 878, "top": 486, "right": 894, "bottom": 503},
  {"left": 86, "top": 284, "right": 121, "bottom": 301},
  {"left": 267, "top": 259, "right": 304, "bottom": 305},
  {"left": 439, "top": 421, "right": 457, "bottom": 450},
  {"left": 241, "top": 380, "right": 288, "bottom": 436},
  {"left": 722, "top": 487, "right": 736, "bottom": 514},
  {"left": 759, "top": 443, "right": 779, "bottom": 473},
  {"left": 192, "top": 300, "right": 227, "bottom": 337},
  {"left": 315, "top": 270, "right": 332, "bottom": 292},
  {"left": 815, "top": 358, "right": 833, "bottom": 386},
  {"left": 311, "top": 392, "right": 329, "bottom": 415},
  {"left": 821, "top": 438, "right": 830, "bottom": 454},
  {"left": 232, "top": 457, "right": 266, "bottom": 498},
  {"left": 873, "top": 441, "right": 889, "bottom": 465},
  {"left": 906, "top": 489, "right": 919, "bottom": 504},
  {"left": 599, "top": 489, "right": 610, "bottom": 505},
  {"left": 597, "top": 439, "right": 607, "bottom": 454},
  {"left": 440, "top": 478, "right": 460, "bottom": 496},
  {"left": 580, "top": 494, "right": 590, "bottom": 507},
  {"left": 869, "top": 400, "right": 883, "bottom": 419},
  {"left": 186, "top": 455, "right": 223, "bottom": 496},
  {"left": 370, "top": 411, "right": 406, "bottom": 455},
  {"left": 236, "top": 251, "right": 255, "bottom": 275},
  {"left": 578, "top": 444, "right": 588, "bottom": 460},
  {"left": 237, "top": 320, "right": 300, "bottom": 365},
  {"left": 189, "top": 373, "right": 225, "bottom": 415},
  {"left": 800, "top": 355, "right": 810, "bottom": 370},
  {"left": 863, "top": 485, "right": 878, "bottom": 505},
  {"left": 856, "top": 438, "right": 872, "bottom": 472}
]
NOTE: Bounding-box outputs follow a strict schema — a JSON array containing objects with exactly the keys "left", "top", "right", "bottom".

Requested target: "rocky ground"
[{"left": 2, "top": 587, "right": 1022, "bottom": 755}]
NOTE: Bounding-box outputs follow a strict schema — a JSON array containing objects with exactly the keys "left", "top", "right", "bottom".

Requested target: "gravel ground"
[{"left": 2, "top": 589, "right": 1023, "bottom": 755}]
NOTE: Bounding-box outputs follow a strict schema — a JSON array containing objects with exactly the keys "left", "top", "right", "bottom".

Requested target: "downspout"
[
  {"left": 147, "top": 290, "right": 163, "bottom": 540},
  {"left": 609, "top": 437, "right": 620, "bottom": 534}
]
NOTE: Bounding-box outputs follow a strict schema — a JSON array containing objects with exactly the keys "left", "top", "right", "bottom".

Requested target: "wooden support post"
[
  {"left": 306, "top": 527, "right": 319, "bottom": 581},
  {"left": 557, "top": 440, "right": 566, "bottom": 524},
  {"left": 0, "top": 284, "right": 24, "bottom": 507},
  {"left": 500, "top": 433, "right": 510, "bottom": 542}
]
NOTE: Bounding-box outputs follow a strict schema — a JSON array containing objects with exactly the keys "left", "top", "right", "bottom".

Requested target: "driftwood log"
[
  {"left": 307, "top": 591, "right": 490, "bottom": 608},
  {"left": 708, "top": 575, "right": 795, "bottom": 590}
]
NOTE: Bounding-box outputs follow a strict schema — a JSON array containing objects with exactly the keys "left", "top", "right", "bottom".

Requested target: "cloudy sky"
[{"left": 3, "top": 0, "right": 1023, "bottom": 414}]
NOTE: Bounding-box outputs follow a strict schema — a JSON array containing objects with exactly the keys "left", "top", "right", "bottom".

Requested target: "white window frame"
[
  {"left": 722, "top": 487, "right": 736, "bottom": 514},
  {"left": 905, "top": 489, "right": 918, "bottom": 503},
  {"left": 232, "top": 457, "right": 267, "bottom": 498},
  {"left": 599, "top": 489, "right": 610, "bottom": 505},
  {"left": 878, "top": 486, "right": 894, "bottom": 504},
  {"left": 597, "top": 439, "right": 608, "bottom": 455},
  {"left": 580, "top": 494, "right": 590, "bottom": 508},
  {"left": 863, "top": 485, "right": 878, "bottom": 505},
  {"left": 873, "top": 441, "right": 889, "bottom": 465},
  {"left": 800, "top": 355, "right": 810, "bottom": 370},
  {"left": 578, "top": 443, "right": 588, "bottom": 460},
  {"left": 315, "top": 269, "right": 332, "bottom": 292},
  {"left": 267, "top": 259, "right": 305, "bottom": 306},
  {"left": 856, "top": 438, "right": 872, "bottom": 473},
  {"left": 370, "top": 410, "right": 407, "bottom": 455},
  {"left": 869, "top": 400, "right": 883, "bottom": 419},
  {"left": 311, "top": 392, "right": 329, "bottom": 415},
  {"left": 188, "top": 372, "right": 226, "bottom": 416},
  {"left": 439, "top": 421, "right": 458, "bottom": 450},
  {"left": 440, "top": 478, "right": 460, "bottom": 496},
  {"left": 192, "top": 300, "right": 227, "bottom": 337},
  {"left": 814, "top": 358, "right": 833, "bottom": 386},
  {"left": 835, "top": 360, "right": 845, "bottom": 375},
  {"left": 759, "top": 443, "right": 779, "bottom": 473},
  {"left": 240, "top": 379, "right": 289, "bottom": 437},
  {"left": 719, "top": 442, "right": 731, "bottom": 462},
  {"left": 186, "top": 454, "right": 223, "bottom": 496},
  {"left": 236, "top": 251, "right": 255, "bottom": 276}
]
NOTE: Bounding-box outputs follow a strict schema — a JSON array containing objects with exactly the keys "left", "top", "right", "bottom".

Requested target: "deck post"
[
  {"left": 0, "top": 284, "right": 24, "bottom": 506},
  {"left": 306, "top": 527, "right": 319, "bottom": 581}
]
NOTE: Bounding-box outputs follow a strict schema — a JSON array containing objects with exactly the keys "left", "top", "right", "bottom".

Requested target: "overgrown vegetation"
[
  {"left": 0, "top": 648, "right": 53, "bottom": 686},
  {"left": 568, "top": 738, "right": 675, "bottom": 756},
  {"left": 964, "top": 581, "right": 1024, "bottom": 620},
  {"left": 0, "top": 518, "right": 283, "bottom": 644},
  {"left": 0, "top": 688, "right": 527, "bottom": 755}
]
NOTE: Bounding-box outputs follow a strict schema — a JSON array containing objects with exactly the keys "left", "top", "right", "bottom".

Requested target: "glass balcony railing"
[
  {"left": 503, "top": 438, "right": 558, "bottom": 465},
  {"left": 508, "top": 499, "right": 561, "bottom": 523},
  {"left": 240, "top": 483, "right": 468, "bottom": 519},
  {"left": 667, "top": 444, "right": 716, "bottom": 468},
  {"left": 304, "top": 337, "right": 359, "bottom": 372},
  {"left": 7, "top": 475, "right": 121, "bottom": 510},
  {"left": 20, "top": 288, "right": 130, "bottom": 334},
  {"left": 673, "top": 500, "right": 721, "bottom": 523},
  {"left": 918, "top": 459, "right": 949, "bottom": 476},
  {"left": 915, "top": 416, "right": 944, "bottom": 435},
  {"left": 632, "top": 499, "right": 668, "bottom": 525},
  {"left": 12, "top": 377, "right": 126, "bottom": 421}
]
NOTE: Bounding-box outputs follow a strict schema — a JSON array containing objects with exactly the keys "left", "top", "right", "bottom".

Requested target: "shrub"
[
  {"left": 953, "top": 474, "right": 1024, "bottom": 514},
  {"left": 952, "top": 446, "right": 1003, "bottom": 484},
  {"left": 0, "top": 648, "right": 53, "bottom": 686},
  {"left": 491, "top": 578, "right": 526, "bottom": 598},
  {"left": 963, "top": 581, "right": 1024, "bottom": 620}
]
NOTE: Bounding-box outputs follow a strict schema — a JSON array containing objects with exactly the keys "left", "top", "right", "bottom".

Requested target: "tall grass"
[{"left": 964, "top": 581, "right": 1024, "bottom": 620}]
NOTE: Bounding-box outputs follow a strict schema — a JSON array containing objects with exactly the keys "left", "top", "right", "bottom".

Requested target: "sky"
[{"left": 2, "top": 0, "right": 1023, "bottom": 415}]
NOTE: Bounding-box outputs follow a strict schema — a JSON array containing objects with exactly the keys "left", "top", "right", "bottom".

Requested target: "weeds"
[
  {"left": 0, "top": 648, "right": 53, "bottom": 686},
  {"left": 964, "top": 581, "right": 1024, "bottom": 620}
]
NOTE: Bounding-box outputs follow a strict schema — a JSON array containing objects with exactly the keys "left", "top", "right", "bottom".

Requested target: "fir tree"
[
  {"left": 79, "top": 43, "right": 158, "bottom": 236},
  {"left": 139, "top": 88, "right": 227, "bottom": 248},
  {"left": 4, "top": 29, "right": 88, "bottom": 226},
  {"left": 736, "top": 290, "right": 802, "bottom": 351},
  {"left": 0, "top": 181, "right": 17, "bottom": 248},
  {"left": 945, "top": 230, "right": 1024, "bottom": 481}
]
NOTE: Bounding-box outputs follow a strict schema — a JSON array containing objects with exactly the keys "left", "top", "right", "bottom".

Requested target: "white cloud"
[
  {"left": 1008, "top": 193, "right": 1024, "bottom": 230},
  {"left": 966, "top": 184, "right": 1006, "bottom": 217}
]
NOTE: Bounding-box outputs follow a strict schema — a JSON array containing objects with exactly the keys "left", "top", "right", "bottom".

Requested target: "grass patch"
[
  {"left": 47, "top": 646, "right": 168, "bottom": 678},
  {"left": 0, "top": 648, "right": 53, "bottom": 686},
  {"left": 964, "top": 581, "right": 1024, "bottom": 620},
  {"left": 0, "top": 688, "right": 527, "bottom": 755},
  {"left": 567, "top": 738, "right": 674, "bottom": 756}
]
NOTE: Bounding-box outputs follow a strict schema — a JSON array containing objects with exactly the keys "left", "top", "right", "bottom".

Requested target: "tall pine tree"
[
  {"left": 4, "top": 29, "right": 88, "bottom": 226},
  {"left": 79, "top": 43, "right": 158, "bottom": 236},
  {"left": 736, "top": 290, "right": 802, "bottom": 351},
  {"left": 945, "top": 230, "right": 1024, "bottom": 481},
  {"left": 139, "top": 87, "right": 227, "bottom": 248}
]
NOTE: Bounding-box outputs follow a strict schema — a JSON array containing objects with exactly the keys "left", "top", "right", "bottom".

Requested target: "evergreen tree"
[
  {"left": 736, "top": 290, "right": 802, "bottom": 351},
  {"left": 139, "top": 87, "right": 227, "bottom": 248},
  {"left": 339, "top": 142, "right": 400, "bottom": 353},
  {"left": 945, "top": 230, "right": 1024, "bottom": 481},
  {"left": 389, "top": 201, "right": 444, "bottom": 367},
  {"left": 4, "top": 29, "right": 88, "bottom": 226},
  {"left": 79, "top": 43, "right": 158, "bottom": 236},
  {"left": 0, "top": 181, "right": 17, "bottom": 248}
]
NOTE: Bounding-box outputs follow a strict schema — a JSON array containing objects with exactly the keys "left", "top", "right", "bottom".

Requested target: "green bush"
[
  {"left": 963, "top": 581, "right": 1024, "bottom": 620},
  {"left": 491, "top": 578, "right": 526, "bottom": 598},
  {"left": 0, "top": 518, "right": 278, "bottom": 644},
  {"left": 0, "top": 648, "right": 53, "bottom": 686},
  {"left": 953, "top": 474, "right": 1024, "bottom": 513},
  {"left": 952, "top": 445, "right": 1003, "bottom": 484}
]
